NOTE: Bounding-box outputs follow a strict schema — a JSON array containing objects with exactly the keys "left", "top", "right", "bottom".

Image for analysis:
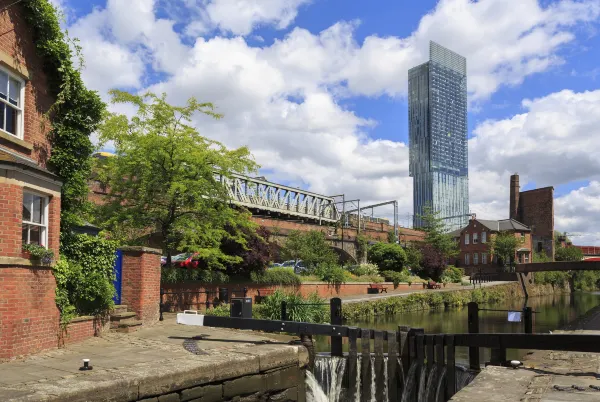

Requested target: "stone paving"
[
  {"left": 451, "top": 331, "right": 600, "bottom": 401},
  {"left": 0, "top": 313, "right": 303, "bottom": 401}
]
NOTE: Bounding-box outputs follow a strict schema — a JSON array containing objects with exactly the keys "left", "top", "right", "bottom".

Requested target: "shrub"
[
  {"left": 250, "top": 267, "right": 301, "bottom": 286},
  {"left": 347, "top": 263, "right": 379, "bottom": 276},
  {"left": 381, "top": 270, "right": 409, "bottom": 288},
  {"left": 368, "top": 242, "right": 407, "bottom": 272},
  {"left": 440, "top": 266, "right": 464, "bottom": 283},
  {"left": 255, "top": 290, "right": 328, "bottom": 323},
  {"left": 317, "top": 264, "right": 352, "bottom": 286},
  {"left": 161, "top": 267, "right": 229, "bottom": 284},
  {"left": 54, "top": 233, "right": 118, "bottom": 325}
]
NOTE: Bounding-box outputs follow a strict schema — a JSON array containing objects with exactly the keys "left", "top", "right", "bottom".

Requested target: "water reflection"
[{"left": 314, "top": 292, "right": 600, "bottom": 364}]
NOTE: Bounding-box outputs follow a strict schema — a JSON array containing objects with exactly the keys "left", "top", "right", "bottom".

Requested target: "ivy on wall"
[{"left": 21, "top": 0, "right": 105, "bottom": 231}]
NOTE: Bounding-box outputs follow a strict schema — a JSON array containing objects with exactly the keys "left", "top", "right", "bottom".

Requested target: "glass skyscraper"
[{"left": 408, "top": 41, "right": 469, "bottom": 230}]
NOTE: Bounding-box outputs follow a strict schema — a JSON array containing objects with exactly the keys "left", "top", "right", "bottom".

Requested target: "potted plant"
[{"left": 22, "top": 244, "right": 54, "bottom": 265}]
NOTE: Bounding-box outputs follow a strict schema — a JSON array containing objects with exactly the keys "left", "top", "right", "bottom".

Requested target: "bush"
[
  {"left": 161, "top": 267, "right": 229, "bottom": 284},
  {"left": 368, "top": 242, "right": 407, "bottom": 272},
  {"left": 54, "top": 234, "right": 118, "bottom": 325},
  {"left": 381, "top": 270, "right": 409, "bottom": 288},
  {"left": 315, "top": 264, "right": 352, "bottom": 285},
  {"left": 440, "top": 266, "right": 464, "bottom": 283},
  {"left": 255, "top": 290, "right": 328, "bottom": 323},
  {"left": 250, "top": 267, "right": 301, "bottom": 286},
  {"left": 347, "top": 263, "right": 379, "bottom": 276}
]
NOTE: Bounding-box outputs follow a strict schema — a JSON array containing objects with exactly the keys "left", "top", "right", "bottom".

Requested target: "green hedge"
[
  {"left": 250, "top": 267, "right": 301, "bottom": 286},
  {"left": 342, "top": 283, "right": 521, "bottom": 320},
  {"left": 161, "top": 267, "right": 229, "bottom": 284}
]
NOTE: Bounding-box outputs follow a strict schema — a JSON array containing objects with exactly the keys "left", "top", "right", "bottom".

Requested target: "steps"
[{"left": 109, "top": 305, "right": 142, "bottom": 333}]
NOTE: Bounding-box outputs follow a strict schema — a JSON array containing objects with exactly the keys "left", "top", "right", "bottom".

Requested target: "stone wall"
[
  {"left": 59, "top": 316, "right": 110, "bottom": 347},
  {"left": 135, "top": 364, "right": 306, "bottom": 402}
]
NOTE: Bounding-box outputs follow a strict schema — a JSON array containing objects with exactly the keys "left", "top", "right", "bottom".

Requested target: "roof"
[
  {"left": 475, "top": 218, "right": 531, "bottom": 232},
  {"left": 0, "top": 148, "right": 60, "bottom": 181},
  {"left": 449, "top": 227, "right": 466, "bottom": 238}
]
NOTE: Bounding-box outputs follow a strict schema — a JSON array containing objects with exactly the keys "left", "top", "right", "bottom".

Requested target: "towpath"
[
  {"left": 0, "top": 313, "right": 303, "bottom": 401},
  {"left": 340, "top": 280, "right": 513, "bottom": 303}
]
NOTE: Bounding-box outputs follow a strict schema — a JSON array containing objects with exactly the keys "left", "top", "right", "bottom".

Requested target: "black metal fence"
[{"left": 186, "top": 299, "right": 600, "bottom": 401}]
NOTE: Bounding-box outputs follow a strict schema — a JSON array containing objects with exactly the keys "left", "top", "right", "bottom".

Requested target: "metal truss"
[{"left": 217, "top": 173, "right": 340, "bottom": 223}]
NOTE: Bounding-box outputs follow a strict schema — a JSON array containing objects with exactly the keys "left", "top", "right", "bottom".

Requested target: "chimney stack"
[{"left": 510, "top": 174, "right": 520, "bottom": 221}]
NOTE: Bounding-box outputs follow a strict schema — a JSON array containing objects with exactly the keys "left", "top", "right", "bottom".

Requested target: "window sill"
[
  {"left": 0, "top": 130, "right": 32, "bottom": 151},
  {"left": 0, "top": 256, "right": 53, "bottom": 268}
]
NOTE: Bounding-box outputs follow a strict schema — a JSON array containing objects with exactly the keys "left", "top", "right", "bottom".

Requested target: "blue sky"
[{"left": 59, "top": 0, "right": 600, "bottom": 244}]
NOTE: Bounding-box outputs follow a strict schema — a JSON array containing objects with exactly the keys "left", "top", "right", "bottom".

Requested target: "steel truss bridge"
[{"left": 216, "top": 173, "right": 399, "bottom": 232}]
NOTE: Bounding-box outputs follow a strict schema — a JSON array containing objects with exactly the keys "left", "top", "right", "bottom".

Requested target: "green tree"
[
  {"left": 281, "top": 230, "right": 337, "bottom": 269},
  {"left": 533, "top": 250, "right": 552, "bottom": 263},
  {"left": 404, "top": 244, "right": 423, "bottom": 270},
  {"left": 368, "top": 242, "right": 407, "bottom": 272},
  {"left": 555, "top": 246, "right": 583, "bottom": 262},
  {"left": 387, "top": 230, "right": 398, "bottom": 244},
  {"left": 97, "top": 90, "right": 257, "bottom": 267},
  {"left": 419, "top": 206, "right": 459, "bottom": 260},
  {"left": 355, "top": 233, "right": 368, "bottom": 261},
  {"left": 490, "top": 231, "right": 523, "bottom": 268}
]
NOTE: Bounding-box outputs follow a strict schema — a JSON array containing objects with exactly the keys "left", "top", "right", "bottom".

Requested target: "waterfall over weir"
[{"left": 306, "top": 355, "right": 476, "bottom": 402}]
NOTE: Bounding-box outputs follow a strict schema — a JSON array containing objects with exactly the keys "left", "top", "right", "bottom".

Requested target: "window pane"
[
  {"left": 32, "top": 195, "right": 43, "bottom": 224},
  {"left": 29, "top": 225, "right": 41, "bottom": 245},
  {"left": 0, "top": 71, "right": 7, "bottom": 100},
  {"left": 0, "top": 102, "right": 5, "bottom": 132},
  {"left": 5, "top": 105, "right": 16, "bottom": 134},
  {"left": 22, "top": 224, "right": 28, "bottom": 244},
  {"left": 8, "top": 78, "right": 19, "bottom": 106},
  {"left": 22, "top": 193, "right": 32, "bottom": 221}
]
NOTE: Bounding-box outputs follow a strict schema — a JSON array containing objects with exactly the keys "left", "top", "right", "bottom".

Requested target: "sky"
[{"left": 53, "top": 0, "right": 600, "bottom": 245}]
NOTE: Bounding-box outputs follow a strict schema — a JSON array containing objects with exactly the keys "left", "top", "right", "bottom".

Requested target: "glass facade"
[{"left": 409, "top": 41, "right": 469, "bottom": 230}]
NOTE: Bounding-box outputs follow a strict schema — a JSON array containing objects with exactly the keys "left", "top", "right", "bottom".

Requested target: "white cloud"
[
  {"left": 555, "top": 182, "right": 600, "bottom": 245},
  {"left": 186, "top": 0, "right": 312, "bottom": 36},
  {"left": 69, "top": 0, "right": 600, "bottom": 235}
]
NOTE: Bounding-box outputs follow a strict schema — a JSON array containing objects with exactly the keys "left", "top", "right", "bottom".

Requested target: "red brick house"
[{"left": 452, "top": 218, "right": 532, "bottom": 275}]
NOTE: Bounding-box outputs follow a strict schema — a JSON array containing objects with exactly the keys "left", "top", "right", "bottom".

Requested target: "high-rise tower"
[{"left": 408, "top": 41, "right": 469, "bottom": 230}]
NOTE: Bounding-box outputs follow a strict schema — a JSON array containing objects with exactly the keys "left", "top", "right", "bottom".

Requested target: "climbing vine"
[{"left": 20, "top": 0, "right": 105, "bottom": 232}]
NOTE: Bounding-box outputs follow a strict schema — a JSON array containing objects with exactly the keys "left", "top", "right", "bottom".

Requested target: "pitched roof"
[
  {"left": 449, "top": 227, "right": 466, "bottom": 238},
  {"left": 476, "top": 218, "right": 531, "bottom": 232}
]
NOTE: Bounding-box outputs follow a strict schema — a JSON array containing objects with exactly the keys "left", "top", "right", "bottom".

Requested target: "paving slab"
[{"left": 0, "top": 313, "right": 301, "bottom": 401}]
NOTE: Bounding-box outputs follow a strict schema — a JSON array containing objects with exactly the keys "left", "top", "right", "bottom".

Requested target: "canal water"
[{"left": 314, "top": 291, "right": 600, "bottom": 364}]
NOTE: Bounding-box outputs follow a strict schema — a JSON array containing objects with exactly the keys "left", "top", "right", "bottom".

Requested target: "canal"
[{"left": 315, "top": 291, "right": 600, "bottom": 364}]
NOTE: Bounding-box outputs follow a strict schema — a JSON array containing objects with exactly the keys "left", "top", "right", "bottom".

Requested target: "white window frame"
[
  {"left": 0, "top": 65, "right": 25, "bottom": 139},
  {"left": 473, "top": 232, "right": 478, "bottom": 244},
  {"left": 465, "top": 253, "right": 470, "bottom": 265},
  {"left": 22, "top": 191, "right": 49, "bottom": 247},
  {"left": 482, "top": 232, "right": 486, "bottom": 243},
  {"left": 474, "top": 253, "right": 479, "bottom": 265},
  {"left": 524, "top": 253, "right": 529, "bottom": 263},
  {"left": 465, "top": 233, "right": 470, "bottom": 245},
  {"left": 482, "top": 253, "right": 487, "bottom": 264}
]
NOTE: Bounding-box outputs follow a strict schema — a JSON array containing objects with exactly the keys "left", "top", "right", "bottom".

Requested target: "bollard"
[
  {"left": 159, "top": 288, "right": 164, "bottom": 321},
  {"left": 468, "top": 302, "right": 480, "bottom": 370},
  {"left": 330, "top": 298, "right": 343, "bottom": 357}
]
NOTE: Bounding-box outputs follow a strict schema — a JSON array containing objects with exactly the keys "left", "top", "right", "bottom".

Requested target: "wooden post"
[
  {"left": 280, "top": 301, "right": 287, "bottom": 321},
  {"left": 446, "top": 335, "right": 456, "bottom": 399},
  {"left": 374, "top": 331, "right": 385, "bottom": 402},
  {"left": 347, "top": 327, "right": 359, "bottom": 399},
  {"left": 524, "top": 307, "right": 533, "bottom": 334},
  {"left": 468, "top": 302, "right": 480, "bottom": 370},
  {"left": 361, "top": 329, "right": 371, "bottom": 402},
  {"left": 387, "top": 331, "right": 399, "bottom": 402},
  {"left": 426, "top": 335, "right": 435, "bottom": 372},
  {"left": 330, "top": 298, "right": 343, "bottom": 356},
  {"left": 398, "top": 325, "right": 411, "bottom": 376}
]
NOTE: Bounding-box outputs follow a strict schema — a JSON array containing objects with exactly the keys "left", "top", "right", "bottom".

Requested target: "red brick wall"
[
  {"left": 0, "top": 183, "right": 22, "bottom": 257},
  {"left": 0, "top": 6, "right": 53, "bottom": 164},
  {"left": 518, "top": 187, "right": 554, "bottom": 258},
  {"left": 121, "top": 247, "right": 161, "bottom": 324},
  {"left": 0, "top": 266, "right": 60, "bottom": 360},
  {"left": 160, "top": 281, "right": 461, "bottom": 312},
  {"left": 60, "top": 317, "right": 108, "bottom": 347}
]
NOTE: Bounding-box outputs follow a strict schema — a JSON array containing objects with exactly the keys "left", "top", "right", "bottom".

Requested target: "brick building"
[
  {"left": 510, "top": 174, "right": 554, "bottom": 259},
  {"left": 452, "top": 217, "right": 532, "bottom": 275},
  {"left": 0, "top": 5, "right": 63, "bottom": 359}
]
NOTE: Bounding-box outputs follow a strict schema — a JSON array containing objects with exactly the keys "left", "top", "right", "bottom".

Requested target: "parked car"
[
  {"left": 268, "top": 262, "right": 282, "bottom": 269},
  {"left": 280, "top": 259, "right": 308, "bottom": 274}
]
